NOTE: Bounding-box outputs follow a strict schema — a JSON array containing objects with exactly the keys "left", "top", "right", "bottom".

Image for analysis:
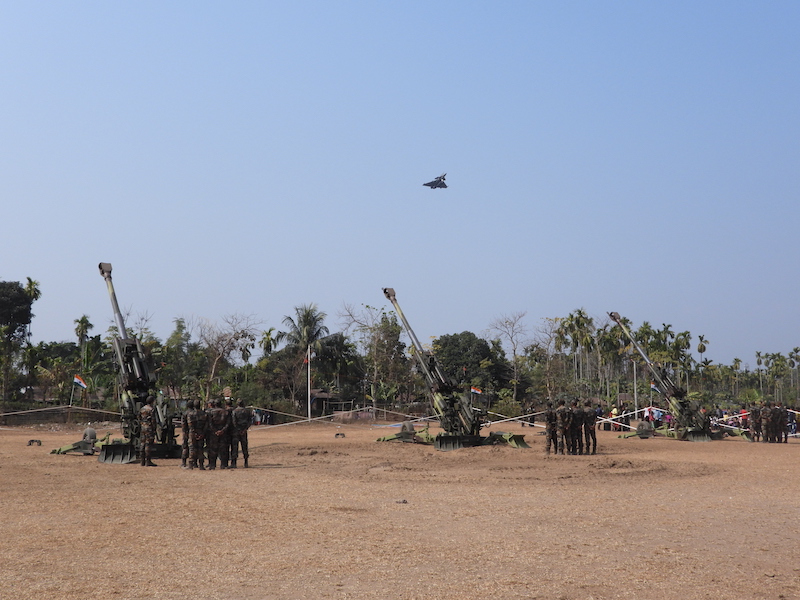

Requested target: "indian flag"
[
  {"left": 73, "top": 375, "right": 88, "bottom": 389},
  {"left": 470, "top": 386, "right": 482, "bottom": 394}
]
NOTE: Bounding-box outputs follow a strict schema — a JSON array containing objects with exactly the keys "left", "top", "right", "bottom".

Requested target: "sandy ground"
[{"left": 0, "top": 420, "right": 798, "bottom": 600}]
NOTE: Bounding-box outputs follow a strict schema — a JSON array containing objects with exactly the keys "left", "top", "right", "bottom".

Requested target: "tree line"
[{"left": 1, "top": 278, "right": 798, "bottom": 415}]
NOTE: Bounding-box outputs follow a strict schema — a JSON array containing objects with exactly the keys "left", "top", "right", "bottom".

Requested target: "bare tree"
[
  {"left": 489, "top": 311, "right": 528, "bottom": 402},
  {"left": 533, "top": 317, "right": 562, "bottom": 402},
  {"left": 196, "top": 313, "right": 261, "bottom": 402}
]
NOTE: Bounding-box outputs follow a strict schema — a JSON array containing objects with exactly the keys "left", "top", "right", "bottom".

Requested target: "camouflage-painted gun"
[
  {"left": 380, "top": 288, "right": 527, "bottom": 451},
  {"left": 608, "top": 311, "right": 721, "bottom": 442},
  {"left": 97, "top": 263, "right": 181, "bottom": 463}
]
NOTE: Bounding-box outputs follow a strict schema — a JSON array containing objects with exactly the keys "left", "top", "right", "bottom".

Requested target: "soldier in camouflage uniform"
[
  {"left": 555, "top": 399, "right": 570, "bottom": 455},
  {"left": 207, "top": 399, "right": 231, "bottom": 469},
  {"left": 569, "top": 400, "right": 583, "bottom": 455},
  {"left": 230, "top": 399, "right": 254, "bottom": 468},
  {"left": 188, "top": 399, "right": 209, "bottom": 470},
  {"left": 749, "top": 404, "right": 761, "bottom": 442},
  {"left": 776, "top": 403, "right": 788, "bottom": 443},
  {"left": 544, "top": 402, "right": 557, "bottom": 456},
  {"left": 771, "top": 403, "right": 784, "bottom": 443},
  {"left": 760, "top": 402, "right": 773, "bottom": 443},
  {"left": 138, "top": 395, "right": 157, "bottom": 467},
  {"left": 180, "top": 401, "right": 191, "bottom": 468},
  {"left": 221, "top": 399, "right": 235, "bottom": 468},
  {"left": 583, "top": 400, "right": 597, "bottom": 455}
]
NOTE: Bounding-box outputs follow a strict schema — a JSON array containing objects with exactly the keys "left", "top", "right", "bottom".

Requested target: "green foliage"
[
  {"left": 433, "top": 331, "right": 512, "bottom": 392},
  {"left": 490, "top": 396, "right": 522, "bottom": 420}
]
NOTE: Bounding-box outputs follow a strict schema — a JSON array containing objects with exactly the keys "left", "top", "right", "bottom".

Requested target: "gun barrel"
[{"left": 99, "top": 262, "right": 129, "bottom": 339}]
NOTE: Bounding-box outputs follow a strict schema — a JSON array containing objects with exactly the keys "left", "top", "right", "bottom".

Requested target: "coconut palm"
[
  {"left": 755, "top": 351, "right": 764, "bottom": 395},
  {"left": 74, "top": 315, "right": 93, "bottom": 373},
  {"left": 275, "top": 304, "right": 330, "bottom": 354}
]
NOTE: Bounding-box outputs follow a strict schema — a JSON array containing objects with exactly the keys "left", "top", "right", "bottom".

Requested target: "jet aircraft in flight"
[{"left": 423, "top": 173, "right": 447, "bottom": 189}]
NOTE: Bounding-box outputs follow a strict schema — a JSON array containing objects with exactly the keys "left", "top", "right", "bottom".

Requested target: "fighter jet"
[{"left": 423, "top": 173, "right": 447, "bottom": 189}]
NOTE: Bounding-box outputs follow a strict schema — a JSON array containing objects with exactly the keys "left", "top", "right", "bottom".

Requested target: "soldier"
[
  {"left": 760, "top": 402, "right": 772, "bottom": 443},
  {"left": 230, "top": 399, "right": 254, "bottom": 468},
  {"left": 543, "top": 402, "right": 557, "bottom": 456},
  {"left": 570, "top": 400, "right": 584, "bottom": 455},
  {"left": 771, "top": 403, "right": 785, "bottom": 444},
  {"left": 749, "top": 403, "right": 761, "bottom": 442},
  {"left": 180, "top": 401, "right": 191, "bottom": 469},
  {"left": 139, "top": 395, "right": 157, "bottom": 467},
  {"left": 776, "top": 403, "right": 789, "bottom": 443},
  {"left": 207, "top": 399, "right": 231, "bottom": 469},
  {"left": 188, "top": 399, "right": 209, "bottom": 470},
  {"left": 222, "top": 399, "right": 235, "bottom": 469},
  {"left": 583, "top": 400, "right": 597, "bottom": 455},
  {"left": 555, "top": 399, "right": 570, "bottom": 455}
]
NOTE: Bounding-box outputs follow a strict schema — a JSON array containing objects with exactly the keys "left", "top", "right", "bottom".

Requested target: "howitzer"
[
  {"left": 97, "top": 263, "right": 181, "bottom": 463},
  {"left": 608, "top": 311, "right": 719, "bottom": 441},
  {"left": 379, "top": 288, "right": 527, "bottom": 450}
]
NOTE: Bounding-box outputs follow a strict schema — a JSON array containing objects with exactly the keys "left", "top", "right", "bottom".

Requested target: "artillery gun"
[
  {"left": 608, "top": 311, "right": 720, "bottom": 442},
  {"left": 379, "top": 288, "right": 527, "bottom": 451},
  {"left": 97, "top": 263, "right": 181, "bottom": 463}
]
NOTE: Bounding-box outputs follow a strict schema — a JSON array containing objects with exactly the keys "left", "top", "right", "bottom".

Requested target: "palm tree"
[
  {"left": 259, "top": 327, "right": 277, "bottom": 358},
  {"left": 790, "top": 347, "right": 800, "bottom": 401},
  {"left": 732, "top": 357, "right": 742, "bottom": 398},
  {"left": 275, "top": 304, "right": 330, "bottom": 354},
  {"left": 697, "top": 335, "right": 708, "bottom": 362},
  {"left": 755, "top": 351, "right": 764, "bottom": 395},
  {"left": 696, "top": 335, "right": 709, "bottom": 390},
  {"left": 74, "top": 315, "right": 93, "bottom": 373}
]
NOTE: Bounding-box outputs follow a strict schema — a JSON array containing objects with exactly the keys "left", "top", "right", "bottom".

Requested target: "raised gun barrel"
[
  {"left": 97, "top": 263, "right": 178, "bottom": 462},
  {"left": 99, "top": 263, "right": 128, "bottom": 340}
]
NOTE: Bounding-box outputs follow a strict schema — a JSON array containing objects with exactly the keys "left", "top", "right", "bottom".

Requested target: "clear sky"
[{"left": 2, "top": 1, "right": 798, "bottom": 368}]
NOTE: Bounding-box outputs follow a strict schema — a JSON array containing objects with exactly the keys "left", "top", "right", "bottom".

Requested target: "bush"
[{"left": 490, "top": 398, "right": 522, "bottom": 420}]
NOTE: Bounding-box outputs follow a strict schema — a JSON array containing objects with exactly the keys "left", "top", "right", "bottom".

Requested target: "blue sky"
[{"left": 2, "top": 1, "right": 798, "bottom": 368}]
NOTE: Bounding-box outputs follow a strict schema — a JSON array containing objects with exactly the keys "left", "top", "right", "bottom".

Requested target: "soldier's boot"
[
  {"left": 220, "top": 460, "right": 228, "bottom": 470},
  {"left": 198, "top": 461, "right": 206, "bottom": 471},
  {"left": 181, "top": 457, "right": 187, "bottom": 468},
  {"left": 140, "top": 454, "right": 147, "bottom": 466},
  {"left": 243, "top": 456, "right": 249, "bottom": 468},
  {"left": 208, "top": 458, "right": 216, "bottom": 470},
  {"left": 188, "top": 460, "right": 196, "bottom": 470},
  {"left": 230, "top": 459, "right": 237, "bottom": 469}
]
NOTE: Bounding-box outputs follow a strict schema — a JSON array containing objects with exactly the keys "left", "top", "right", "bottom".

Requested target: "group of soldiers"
[
  {"left": 543, "top": 399, "right": 598, "bottom": 456},
  {"left": 137, "top": 396, "right": 254, "bottom": 469},
  {"left": 746, "top": 401, "right": 793, "bottom": 443}
]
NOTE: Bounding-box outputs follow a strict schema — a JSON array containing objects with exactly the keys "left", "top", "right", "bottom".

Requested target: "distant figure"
[
  {"left": 555, "top": 400, "right": 570, "bottom": 455},
  {"left": 82, "top": 427, "right": 97, "bottom": 444},
  {"left": 139, "top": 396, "right": 157, "bottom": 467},
  {"left": 230, "top": 399, "right": 254, "bottom": 468},
  {"left": 583, "top": 401, "right": 597, "bottom": 455},
  {"left": 207, "top": 399, "right": 231, "bottom": 470},
  {"left": 544, "top": 402, "right": 557, "bottom": 456},
  {"left": 181, "top": 404, "right": 191, "bottom": 468},
  {"left": 188, "top": 400, "right": 209, "bottom": 470}
]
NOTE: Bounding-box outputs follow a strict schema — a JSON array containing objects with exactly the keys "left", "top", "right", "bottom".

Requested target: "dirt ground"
[{"left": 1, "top": 420, "right": 798, "bottom": 600}]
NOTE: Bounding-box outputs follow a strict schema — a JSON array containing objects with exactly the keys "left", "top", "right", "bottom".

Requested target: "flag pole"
[{"left": 307, "top": 344, "right": 312, "bottom": 422}]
